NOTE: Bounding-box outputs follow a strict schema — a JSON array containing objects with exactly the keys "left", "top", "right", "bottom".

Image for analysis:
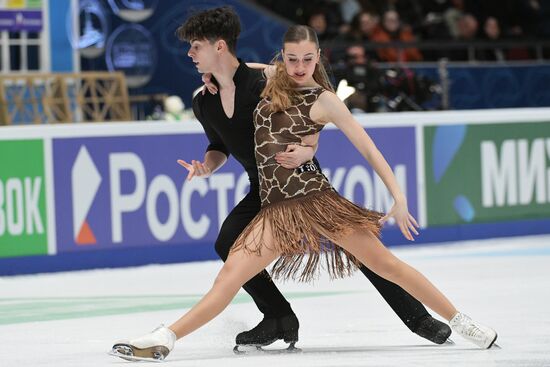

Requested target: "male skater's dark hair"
[{"left": 176, "top": 6, "right": 241, "bottom": 55}]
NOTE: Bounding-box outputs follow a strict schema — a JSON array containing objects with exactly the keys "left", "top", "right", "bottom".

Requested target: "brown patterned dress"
[{"left": 231, "top": 87, "right": 383, "bottom": 282}]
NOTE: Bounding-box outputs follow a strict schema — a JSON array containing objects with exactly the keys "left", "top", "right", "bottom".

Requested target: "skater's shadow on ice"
[
  {"left": 298, "top": 344, "right": 479, "bottom": 354},
  {"left": 156, "top": 344, "right": 480, "bottom": 363}
]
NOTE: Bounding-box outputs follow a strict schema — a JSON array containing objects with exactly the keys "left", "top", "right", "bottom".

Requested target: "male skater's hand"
[
  {"left": 379, "top": 201, "right": 419, "bottom": 241},
  {"left": 177, "top": 159, "right": 212, "bottom": 181},
  {"left": 201, "top": 73, "right": 218, "bottom": 95},
  {"left": 275, "top": 133, "right": 319, "bottom": 169},
  {"left": 275, "top": 145, "right": 315, "bottom": 169}
]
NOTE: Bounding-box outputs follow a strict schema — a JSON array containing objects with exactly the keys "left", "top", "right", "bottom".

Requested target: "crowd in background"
[{"left": 254, "top": 0, "right": 550, "bottom": 63}]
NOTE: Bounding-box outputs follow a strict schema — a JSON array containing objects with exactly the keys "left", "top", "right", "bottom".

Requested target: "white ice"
[{"left": 1, "top": 234, "right": 549, "bottom": 367}]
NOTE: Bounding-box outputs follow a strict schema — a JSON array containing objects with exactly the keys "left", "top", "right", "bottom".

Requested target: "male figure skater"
[{"left": 176, "top": 6, "right": 451, "bottom": 349}]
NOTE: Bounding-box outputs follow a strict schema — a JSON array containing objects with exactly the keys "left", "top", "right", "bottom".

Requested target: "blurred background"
[{"left": 1, "top": 0, "right": 550, "bottom": 123}]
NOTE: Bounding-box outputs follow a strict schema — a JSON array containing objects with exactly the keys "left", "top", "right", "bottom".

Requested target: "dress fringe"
[{"left": 230, "top": 189, "right": 384, "bottom": 282}]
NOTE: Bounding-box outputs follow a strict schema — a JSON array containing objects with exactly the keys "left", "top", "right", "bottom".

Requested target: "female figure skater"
[{"left": 111, "top": 25, "right": 497, "bottom": 361}]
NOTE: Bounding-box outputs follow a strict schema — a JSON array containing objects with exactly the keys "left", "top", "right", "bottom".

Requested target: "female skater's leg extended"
[
  {"left": 111, "top": 221, "right": 279, "bottom": 361},
  {"left": 337, "top": 230, "right": 456, "bottom": 320},
  {"left": 333, "top": 229, "right": 497, "bottom": 348},
  {"left": 168, "top": 231, "right": 279, "bottom": 338}
]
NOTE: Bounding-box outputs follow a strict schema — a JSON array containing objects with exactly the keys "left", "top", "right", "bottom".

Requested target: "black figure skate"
[
  {"left": 233, "top": 314, "right": 300, "bottom": 354},
  {"left": 414, "top": 315, "right": 454, "bottom": 345}
]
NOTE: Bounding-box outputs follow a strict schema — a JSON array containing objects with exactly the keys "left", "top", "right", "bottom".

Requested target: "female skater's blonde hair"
[{"left": 261, "top": 25, "right": 335, "bottom": 112}]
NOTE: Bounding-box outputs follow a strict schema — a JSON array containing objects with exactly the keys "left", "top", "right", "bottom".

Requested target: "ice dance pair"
[{"left": 110, "top": 8, "right": 498, "bottom": 362}]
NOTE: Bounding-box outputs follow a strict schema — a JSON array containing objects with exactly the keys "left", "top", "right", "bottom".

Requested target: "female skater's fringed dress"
[{"left": 231, "top": 87, "right": 383, "bottom": 282}]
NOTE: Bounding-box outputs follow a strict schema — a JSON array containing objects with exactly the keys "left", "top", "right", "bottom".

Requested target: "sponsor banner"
[
  {"left": 425, "top": 121, "right": 550, "bottom": 226},
  {"left": 52, "top": 126, "right": 416, "bottom": 253},
  {"left": 0, "top": 140, "right": 48, "bottom": 257},
  {"left": 317, "top": 126, "right": 418, "bottom": 219},
  {"left": 54, "top": 134, "right": 223, "bottom": 252},
  {"left": 6, "top": 0, "right": 24, "bottom": 8},
  {"left": 0, "top": 9, "right": 42, "bottom": 31},
  {"left": 2, "top": 0, "right": 41, "bottom": 9},
  {"left": 27, "top": 0, "right": 42, "bottom": 8}
]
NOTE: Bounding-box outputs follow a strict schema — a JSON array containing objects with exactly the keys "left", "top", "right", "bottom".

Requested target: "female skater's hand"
[
  {"left": 379, "top": 201, "right": 419, "bottom": 241},
  {"left": 201, "top": 73, "right": 218, "bottom": 95},
  {"left": 177, "top": 159, "right": 212, "bottom": 181},
  {"left": 275, "top": 145, "right": 315, "bottom": 169}
]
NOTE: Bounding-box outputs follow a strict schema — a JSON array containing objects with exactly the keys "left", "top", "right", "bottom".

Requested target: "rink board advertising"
[
  {"left": 316, "top": 127, "right": 418, "bottom": 220},
  {"left": 0, "top": 140, "right": 48, "bottom": 257},
  {"left": 424, "top": 121, "right": 550, "bottom": 226},
  {"left": 1, "top": 108, "right": 549, "bottom": 274},
  {"left": 53, "top": 134, "right": 236, "bottom": 252},
  {"left": 51, "top": 126, "right": 416, "bottom": 253}
]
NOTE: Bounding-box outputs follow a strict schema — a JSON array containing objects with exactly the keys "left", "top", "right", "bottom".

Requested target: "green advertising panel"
[
  {"left": 425, "top": 122, "right": 550, "bottom": 226},
  {"left": 26, "top": 0, "right": 43, "bottom": 9},
  {"left": 0, "top": 140, "right": 48, "bottom": 257}
]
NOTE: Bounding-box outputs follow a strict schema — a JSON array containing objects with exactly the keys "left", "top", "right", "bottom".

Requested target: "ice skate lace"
[
  {"left": 464, "top": 323, "right": 484, "bottom": 340},
  {"left": 152, "top": 325, "right": 165, "bottom": 333}
]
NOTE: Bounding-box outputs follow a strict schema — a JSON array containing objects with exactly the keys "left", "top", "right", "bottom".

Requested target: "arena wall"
[{"left": 1, "top": 107, "right": 549, "bottom": 274}]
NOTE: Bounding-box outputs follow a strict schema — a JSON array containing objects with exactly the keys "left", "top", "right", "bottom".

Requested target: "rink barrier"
[{"left": 0, "top": 107, "right": 549, "bottom": 275}]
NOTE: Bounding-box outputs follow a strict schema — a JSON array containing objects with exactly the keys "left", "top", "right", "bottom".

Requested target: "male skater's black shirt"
[{"left": 192, "top": 61, "right": 264, "bottom": 189}]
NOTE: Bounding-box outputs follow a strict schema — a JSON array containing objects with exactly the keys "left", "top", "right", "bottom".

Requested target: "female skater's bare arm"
[
  {"left": 245, "top": 62, "right": 276, "bottom": 78},
  {"left": 312, "top": 91, "right": 419, "bottom": 241},
  {"left": 202, "top": 63, "right": 275, "bottom": 95}
]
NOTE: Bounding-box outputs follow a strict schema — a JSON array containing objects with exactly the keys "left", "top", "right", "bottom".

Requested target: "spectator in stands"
[
  {"left": 340, "top": 44, "right": 371, "bottom": 112},
  {"left": 370, "top": 9, "right": 423, "bottom": 62},
  {"left": 464, "top": 0, "right": 530, "bottom": 38},
  {"left": 304, "top": 1, "right": 345, "bottom": 39},
  {"left": 444, "top": 0, "right": 467, "bottom": 39},
  {"left": 307, "top": 10, "right": 332, "bottom": 41},
  {"left": 482, "top": 16, "right": 531, "bottom": 61},
  {"left": 331, "top": 10, "right": 381, "bottom": 63},
  {"left": 347, "top": 10, "right": 381, "bottom": 42},
  {"left": 479, "top": 17, "right": 506, "bottom": 62},
  {"left": 456, "top": 13, "right": 479, "bottom": 40},
  {"left": 385, "top": 0, "right": 425, "bottom": 33},
  {"left": 448, "top": 13, "right": 478, "bottom": 61}
]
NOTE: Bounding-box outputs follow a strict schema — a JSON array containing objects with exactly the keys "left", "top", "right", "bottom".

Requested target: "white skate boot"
[
  {"left": 450, "top": 312, "right": 498, "bottom": 349},
  {"left": 110, "top": 325, "right": 176, "bottom": 362}
]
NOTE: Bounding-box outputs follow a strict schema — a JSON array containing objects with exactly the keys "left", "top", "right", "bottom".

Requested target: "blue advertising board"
[
  {"left": 53, "top": 134, "right": 246, "bottom": 252},
  {"left": 317, "top": 127, "right": 417, "bottom": 220},
  {"left": 52, "top": 126, "right": 417, "bottom": 254}
]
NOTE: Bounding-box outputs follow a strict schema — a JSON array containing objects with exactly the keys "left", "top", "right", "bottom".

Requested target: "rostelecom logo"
[{"left": 71, "top": 146, "right": 102, "bottom": 245}]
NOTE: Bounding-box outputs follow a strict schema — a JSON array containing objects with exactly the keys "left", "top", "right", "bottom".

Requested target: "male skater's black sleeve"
[{"left": 192, "top": 94, "right": 230, "bottom": 157}]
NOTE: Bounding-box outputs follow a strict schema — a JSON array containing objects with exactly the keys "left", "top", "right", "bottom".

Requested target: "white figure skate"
[
  {"left": 450, "top": 312, "right": 498, "bottom": 349},
  {"left": 109, "top": 325, "right": 176, "bottom": 362}
]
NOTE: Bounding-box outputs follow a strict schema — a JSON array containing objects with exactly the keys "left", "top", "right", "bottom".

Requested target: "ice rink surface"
[{"left": 1, "top": 234, "right": 549, "bottom": 367}]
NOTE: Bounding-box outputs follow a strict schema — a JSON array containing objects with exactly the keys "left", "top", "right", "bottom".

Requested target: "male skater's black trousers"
[{"left": 214, "top": 188, "right": 429, "bottom": 331}]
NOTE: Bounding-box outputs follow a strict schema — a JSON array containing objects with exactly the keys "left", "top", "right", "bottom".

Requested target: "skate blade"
[
  {"left": 485, "top": 332, "right": 500, "bottom": 349},
  {"left": 487, "top": 334, "right": 500, "bottom": 349},
  {"left": 109, "top": 343, "right": 169, "bottom": 362},
  {"left": 234, "top": 342, "right": 301, "bottom": 355},
  {"left": 443, "top": 338, "right": 455, "bottom": 345},
  {"left": 108, "top": 349, "right": 165, "bottom": 362}
]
